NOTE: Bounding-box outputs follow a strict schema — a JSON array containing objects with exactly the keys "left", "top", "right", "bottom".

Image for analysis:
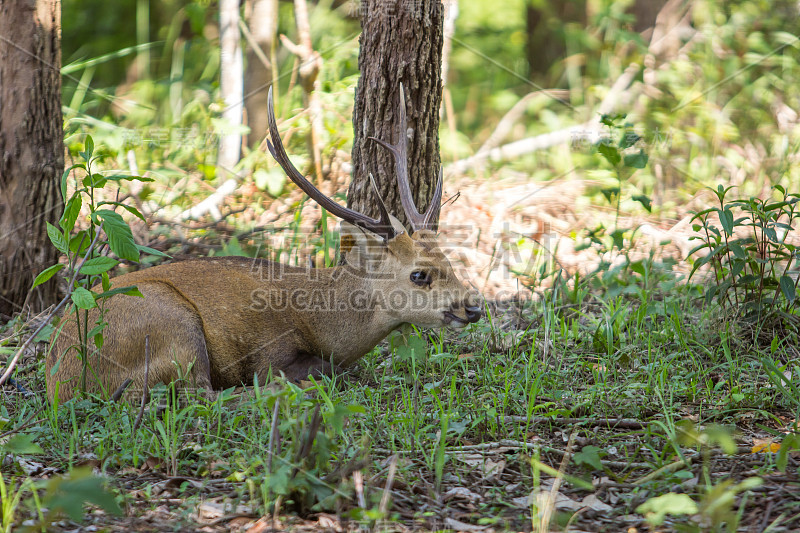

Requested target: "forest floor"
[{"left": 2, "top": 174, "right": 800, "bottom": 532}]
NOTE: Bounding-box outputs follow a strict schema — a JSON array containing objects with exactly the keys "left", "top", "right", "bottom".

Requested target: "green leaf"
[
  {"left": 93, "top": 209, "right": 139, "bottom": 262},
  {"left": 623, "top": 149, "right": 648, "bottom": 169},
  {"left": 610, "top": 229, "right": 625, "bottom": 250},
  {"left": 254, "top": 168, "right": 286, "bottom": 197},
  {"left": 632, "top": 194, "right": 652, "bottom": 212},
  {"left": 71, "top": 287, "right": 97, "bottom": 309},
  {"left": 101, "top": 174, "right": 154, "bottom": 183},
  {"left": 32, "top": 263, "right": 65, "bottom": 289},
  {"left": 79, "top": 256, "right": 119, "bottom": 276},
  {"left": 96, "top": 285, "right": 143, "bottom": 299},
  {"left": 636, "top": 493, "right": 698, "bottom": 526},
  {"left": 780, "top": 275, "right": 796, "bottom": 302},
  {"left": 86, "top": 322, "right": 107, "bottom": 339},
  {"left": 96, "top": 201, "right": 145, "bottom": 222},
  {"left": 777, "top": 433, "right": 800, "bottom": 472},
  {"left": 61, "top": 164, "right": 85, "bottom": 202},
  {"left": 80, "top": 136, "right": 94, "bottom": 163},
  {"left": 597, "top": 142, "right": 621, "bottom": 166},
  {"left": 600, "top": 187, "right": 620, "bottom": 204},
  {"left": 82, "top": 173, "right": 107, "bottom": 189},
  {"left": 60, "top": 194, "right": 82, "bottom": 232},
  {"left": 136, "top": 245, "right": 171, "bottom": 258},
  {"left": 573, "top": 445, "right": 604, "bottom": 470},
  {"left": 599, "top": 113, "right": 625, "bottom": 127},
  {"left": 618, "top": 131, "right": 641, "bottom": 149},
  {"left": 719, "top": 208, "right": 734, "bottom": 236},
  {"left": 69, "top": 231, "right": 91, "bottom": 255},
  {"left": 45, "top": 467, "right": 122, "bottom": 521},
  {"left": 3, "top": 434, "right": 44, "bottom": 454},
  {"left": 46, "top": 222, "right": 69, "bottom": 255}
]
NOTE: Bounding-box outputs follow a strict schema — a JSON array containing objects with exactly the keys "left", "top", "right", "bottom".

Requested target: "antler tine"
[
  {"left": 266, "top": 86, "right": 397, "bottom": 240},
  {"left": 368, "top": 83, "right": 432, "bottom": 233},
  {"left": 368, "top": 173, "right": 393, "bottom": 229},
  {"left": 421, "top": 167, "right": 443, "bottom": 228}
]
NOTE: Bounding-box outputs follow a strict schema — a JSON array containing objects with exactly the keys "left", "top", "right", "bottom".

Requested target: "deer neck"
[{"left": 292, "top": 265, "right": 401, "bottom": 365}]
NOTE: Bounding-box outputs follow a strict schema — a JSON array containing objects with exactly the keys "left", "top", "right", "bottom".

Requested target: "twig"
[
  {"left": 633, "top": 457, "right": 692, "bottom": 486},
  {"left": 447, "top": 63, "right": 641, "bottom": 175},
  {"left": 238, "top": 19, "right": 272, "bottom": 70},
  {"left": 477, "top": 89, "right": 570, "bottom": 155},
  {"left": 379, "top": 454, "right": 398, "bottom": 516},
  {"left": 0, "top": 405, "right": 46, "bottom": 440},
  {"left": 177, "top": 177, "right": 238, "bottom": 221},
  {"left": 540, "top": 428, "right": 577, "bottom": 530},
  {"left": 132, "top": 334, "right": 150, "bottom": 431},
  {"left": 503, "top": 415, "right": 647, "bottom": 429},
  {"left": 0, "top": 223, "right": 105, "bottom": 387},
  {"left": 372, "top": 440, "right": 653, "bottom": 469},
  {"left": 353, "top": 470, "right": 366, "bottom": 509}
]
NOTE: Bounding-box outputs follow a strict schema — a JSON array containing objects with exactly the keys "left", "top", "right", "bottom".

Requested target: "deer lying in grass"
[{"left": 46, "top": 86, "right": 480, "bottom": 402}]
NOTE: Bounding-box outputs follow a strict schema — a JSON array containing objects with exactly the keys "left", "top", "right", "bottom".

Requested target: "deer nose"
[{"left": 465, "top": 306, "right": 482, "bottom": 323}]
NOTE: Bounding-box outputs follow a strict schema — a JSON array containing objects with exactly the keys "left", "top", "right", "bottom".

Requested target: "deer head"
[{"left": 265, "top": 85, "right": 481, "bottom": 333}]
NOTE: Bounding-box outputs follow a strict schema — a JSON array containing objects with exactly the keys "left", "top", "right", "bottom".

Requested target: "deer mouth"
[{"left": 444, "top": 311, "right": 470, "bottom": 327}]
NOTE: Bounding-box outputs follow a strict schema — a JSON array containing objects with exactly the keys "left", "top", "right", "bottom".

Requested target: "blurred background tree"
[
  {"left": 53, "top": 0, "right": 800, "bottom": 261},
  {"left": 0, "top": 0, "right": 63, "bottom": 318}
]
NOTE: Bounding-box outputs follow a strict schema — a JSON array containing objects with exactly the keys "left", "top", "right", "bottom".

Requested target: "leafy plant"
[
  {"left": 578, "top": 113, "right": 651, "bottom": 286},
  {"left": 688, "top": 184, "right": 800, "bottom": 325},
  {"left": 37, "top": 136, "right": 167, "bottom": 399}
]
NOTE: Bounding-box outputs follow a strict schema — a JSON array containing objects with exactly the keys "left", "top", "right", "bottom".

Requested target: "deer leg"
[{"left": 276, "top": 352, "right": 342, "bottom": 383}]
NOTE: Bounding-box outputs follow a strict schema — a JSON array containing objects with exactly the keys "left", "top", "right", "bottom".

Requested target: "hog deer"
[{"left": 46, "top": 86, "right": 480, "bottom": 402}]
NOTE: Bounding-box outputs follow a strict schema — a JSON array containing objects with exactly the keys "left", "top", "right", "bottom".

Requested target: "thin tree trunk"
[
  {"left": 244, "top": 0, "right": 278, "bottom": 147},
  {"left": 347, "top": 0, "right": 444, "bottom": 231},
  {"left": 0, "top": 0, "right": 63, "bottom": 319},
  {"left": 219, "top": 0, "right": 244, "bottom": 177}
]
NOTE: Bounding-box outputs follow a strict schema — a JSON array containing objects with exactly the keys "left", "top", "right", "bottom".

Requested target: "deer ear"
[{"left": 339, "top": 221, "right": 388, "bottom": 268}]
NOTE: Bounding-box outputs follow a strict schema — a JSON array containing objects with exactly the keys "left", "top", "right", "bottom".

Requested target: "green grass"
[{"left": 3, "top": 256, "right": 800, "bottom": 531}]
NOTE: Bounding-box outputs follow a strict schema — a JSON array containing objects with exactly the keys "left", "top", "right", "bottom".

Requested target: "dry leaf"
[
  {"left": 513, "top": 488, "right": 581, "bottom": 510},
  {"left": 452, "top": 453, "right": 506, "bottom": 480},
  {"left": 752, "top": 439, "right": 781, "bottom": 453},
  {"left": 443, "top": 517, "right": 489, "bottom": 531},
  {"left": 197, "top": 500, "right": 253, "bottom": 523},
  {"left": 580, "top": 494, "right": 612, "bottom": 512},
  {"left": 152, "top": 477, "right": 203, "bottom": 496},
  {"left": 16, "top": 458, "right": 44, "bottom": 476},
  {"left": 245, "top": 518, "right": 271, "bottom": 533},
  {"left": 443, "top": 487, "right": 483, "bottom": 503}
]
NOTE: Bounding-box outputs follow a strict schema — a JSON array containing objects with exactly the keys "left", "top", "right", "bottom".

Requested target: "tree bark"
[
  {"left": 244, "top": 0, "right": 278, "bottom": 147},
  {"left": 0, "top": 0, "right": 63, "bottom": 319},
  {"left": 347, "top": 0, "right": 444, "bottom": 231}
]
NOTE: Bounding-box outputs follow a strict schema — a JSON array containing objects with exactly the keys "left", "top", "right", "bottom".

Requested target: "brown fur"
[{"left": 46, "top": 226, "right": 478, "bottom": 402}]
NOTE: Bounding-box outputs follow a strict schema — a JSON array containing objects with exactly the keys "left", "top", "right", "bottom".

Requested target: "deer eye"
[{"left": 410, "top": 270, "right": 431, "bottom": 286}]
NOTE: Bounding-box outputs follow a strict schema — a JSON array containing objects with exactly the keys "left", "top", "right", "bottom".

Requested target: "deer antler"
[
  {"left": 266, "top": 87, "right": 398, "bottom": 240},
  {"left": 369, "top": 83, "right": 443, "bottom": 233}
]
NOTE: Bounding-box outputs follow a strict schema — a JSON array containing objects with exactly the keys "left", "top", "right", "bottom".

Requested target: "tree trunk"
[
  {"left": 244, "top": 0, "right": 278, "bottom": 147},
  {"left": 218, "top": 0, "right": 244, "bottom": 177},
  {"left": 525, "top": 0, "right": 586, "bottom": 78},
  {"left": 0, "top": 0, "right": 63, "bottom": 319},
  {"left": 347, "top": 0, "right": 444, "bottom": 231}
]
